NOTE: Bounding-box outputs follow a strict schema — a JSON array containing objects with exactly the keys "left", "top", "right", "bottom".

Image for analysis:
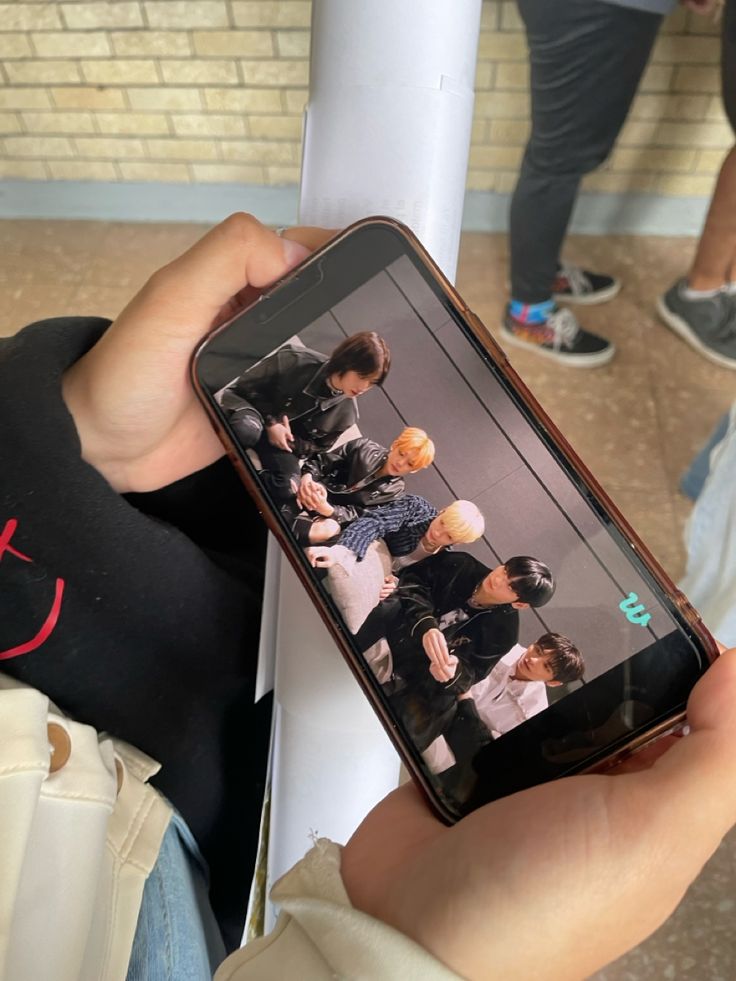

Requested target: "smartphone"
[{"left": 191, "top": 217, "right": 718, "bottom": 823}]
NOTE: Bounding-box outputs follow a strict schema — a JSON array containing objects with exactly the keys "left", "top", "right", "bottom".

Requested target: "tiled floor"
[{"left": 2, "top": 220, "right": 735, "bottom": 978}]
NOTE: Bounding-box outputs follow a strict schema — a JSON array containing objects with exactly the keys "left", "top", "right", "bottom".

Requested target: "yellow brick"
[
  {"left": 0, "top": 159, "right": 48, "bottom": 179},
  {"left": 204, "top": 88, "right": 282, "bottom": 112},
  {"left": 673, "top": 65, "right": 721, "bottom": 93},
  {"left": 475, "top": 61, "right": 493, "bottom": 90},
  {"left": 661, "top": 5, "right": 689, "bottom": 33},
  {"left": 21, "top": 111, "right": 95, "bottom": 133},
  {"left": 127, "top": 88, "right": 203, "bottom": 111},
  {"left": 685, "top": 8, "right": 720, "bottom": 35},
  {"left": 4, "top": 135, "right": 74, "bottom": 158},
  {"left": 610, "top": 146, "right": 697, "bottom": 173},
  {"left": 231, "top": 2, "right": 311, "bottom": 28},
  {"left": 82, "top": 59, "right": 159, "bottom": 85},
  {"left": 499, "top": 1, "right": 523, "bottom": 31},
  {"left": 488, "top": 119, "right": 529, "bottom": 145},
  {"left": 477, "top": 32, "right": 527, "bottom": 61},
  {"left": 466, "top": 169, "right": 494, "bottom": 191},
  {"left": 283, "top": 88, "right": 307, "bottom": 114},
  {"left": 48, "top": 159, "right": 119, "bottom": 180},
  {"left": 221, "top": 139, "right": 295, "bottom": 164},
  {"left": 145, "top": 1, "right": 228, "bottom": 28},
  {"left": 655, "top": 173, "right": 717, "bottom": 195},
  {"left": 696, "top": 148, "right": 730, "bottom": 174},
  {"left": 191, "top": 161, "right": 265, "bottom": 182},
  {"left": 6, "top": 60, "right": 81, "bottom": 84},
  {"left": 145, "top": 137, "right": 219, "bottom": 160},
  {"left": 31, "top": 31, "right": 110, "bottom": 57},
  {"left": 494, "top": 62, "right": 527, "bottom": 90},
  {"left": 248, "top": 115, "right": 302, "bottom": 139},
  {"left": 160, "top": 60, "right": 238, "bottom": 84},
  {"left": 0, "top": 113, "right": 22, "bottom": 134},
  {"left": 638, "top": 64, "right": 674, "bottom": 94},
  {"left": 470, "top": 119, "right": 487, "bottom": 144},
  {"left": 475, "top": 91, "right": 529, "bottom": 119},
  {"left": 52, "top": 87, "right": 126, "bottom": 109},
  {"left": 705, "top": 97, "right": 728, "bottom": 122},
  {"left": 630, "top": 93, "right": 711, "bottom": 122},
  {"left": 119, "top": 161, "right": 191, "bottom": 181},
  {"left": 581, "top": 171, "right": 656, "bottom": 194},
  {"left": 172, "top": 113, "right": 246, "bottom": 136},
  {"left": 266, "top": 165, "right": 300, "bottom": 184},
  {"left": 94, "top": 111, "right": 170, "bottom": 134},
  {"left": 0, "top": 33, "right": 33, "bottom": 58},
  {"left": 0, "top": 3, "right": 61, "bottom": 29},
  {"left": 74, "top": 136, "right": 147, "bottom": 158},
  {"left": 469, "top": 145, "right": 523, "bottom": 169},
  {"left": 193, "top": 30, "right": 273, "bottom": 57},
  {"left": 240, "top": 59, "right": 309, "bottom": 87},
  {"left": 111, "top": 31, "right": 191, "bottom": 57},
  {"left": 617, "top": 120, "right": 659, "bottom": 147},
  {"left": 480, "top": 0, "right": 498, "bottom": 31},
  {"left": 0, "top": 89, "right": 52, "bottom": 110},
  {"left": 652, "top": 34, "right": 720, "bottom": 63},
  {"left": 60, "top": 2, "right": 143, "bottom": 29},
  {"left": 275, "top": 30, "right": 310, "bottom": 58},
  {"left": 494, "top": 172, "right": 519, "bottom": 194},
  {"left": 656, "top": 120, "right": 734, "bottom": 148}
]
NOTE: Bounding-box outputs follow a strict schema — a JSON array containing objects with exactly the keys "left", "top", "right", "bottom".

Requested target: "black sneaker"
[
  {"left": 552, "top": 263, "right": 622, "bottom": 305},
  {"left": 500, "top": 305, "right": 615, "bottom": 367},
  {"left": 657, "top": 279, "right": 736, "bottom": 370}
]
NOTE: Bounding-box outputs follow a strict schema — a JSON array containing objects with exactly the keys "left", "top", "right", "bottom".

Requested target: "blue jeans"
[{"left": 126, "top": 811, "right": 227, "bottom": 981}]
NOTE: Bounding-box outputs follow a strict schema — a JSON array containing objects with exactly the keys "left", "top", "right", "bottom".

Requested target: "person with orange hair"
[{"left": 289, "top": 427, "right": 435, "bottom": 545}]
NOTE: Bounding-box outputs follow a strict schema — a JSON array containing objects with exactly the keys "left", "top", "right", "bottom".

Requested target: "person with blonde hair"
[
  {"left": 289, "top": 427, "right": 435, "bottom": 545},
  {"left": 306, "top": 495, "right": 485, "bottom": 577}
]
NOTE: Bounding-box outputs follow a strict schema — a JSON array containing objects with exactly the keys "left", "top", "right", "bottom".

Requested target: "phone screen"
[{"left": 194, "top": 221, "right": 714, "bottom": 819}]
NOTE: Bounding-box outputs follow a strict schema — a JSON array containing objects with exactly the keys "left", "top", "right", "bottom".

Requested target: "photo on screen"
[{"left": 201, "top": 250, "right": 705, "bottom": 810}]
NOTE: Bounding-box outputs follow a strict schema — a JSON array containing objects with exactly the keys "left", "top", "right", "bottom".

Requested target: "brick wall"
[{"left": 0, "top": 1, "right": 729, "bottom": 197}]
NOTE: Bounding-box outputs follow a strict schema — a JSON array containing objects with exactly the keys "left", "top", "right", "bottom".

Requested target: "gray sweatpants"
[{"left": 509, "top": 0, "right": 662, "bottom": 304}]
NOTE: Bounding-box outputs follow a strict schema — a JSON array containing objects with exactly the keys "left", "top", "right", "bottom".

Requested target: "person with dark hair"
[
  {"left": 424, "top": 635, "right": 585, "bottom": 775},
  {"left": 288, "top": 428, "right": 435, "bottom": 545},
  {"left": 219, "top": 330, "right": 390, "bottom": 500},
  {"left": 353, "top": 551, "right": 554, "bottom": 750}
]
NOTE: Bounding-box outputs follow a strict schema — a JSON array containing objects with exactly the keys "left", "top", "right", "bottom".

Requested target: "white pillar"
[{"left": 263, "top": 0, "right": 482, "bottom": 924}]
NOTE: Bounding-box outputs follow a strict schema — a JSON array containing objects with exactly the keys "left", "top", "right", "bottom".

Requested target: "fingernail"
[{"left": 281, "top": 237, "right": 310, "bottom": 268}]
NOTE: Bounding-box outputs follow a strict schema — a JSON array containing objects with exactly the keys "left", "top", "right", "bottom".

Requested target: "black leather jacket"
[
  {"left": 301, "top": 436, "right": 405, "bottom": 524},
  {"left": 220, "top": 344, "right": 358, "bottom": 454}
]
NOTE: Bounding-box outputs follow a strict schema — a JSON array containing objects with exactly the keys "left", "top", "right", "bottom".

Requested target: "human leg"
[
  {"left": 504, "top": 0, "right": 660, "bottom": 365},
  {"left": 656, "top": 4, "right": 736, "bottom": 368}
]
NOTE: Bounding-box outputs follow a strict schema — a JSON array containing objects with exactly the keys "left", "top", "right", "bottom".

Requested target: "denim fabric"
[
  {"left": 680, "top": 412, "right": 730, "bottom": 501},
  {"left": 126, "top": 811, "right": 227, "bottom": 981}
]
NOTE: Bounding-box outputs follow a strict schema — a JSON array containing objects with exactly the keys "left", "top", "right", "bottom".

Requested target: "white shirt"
[{"left": 422, "top": 645, "right": 550, "bottom": 773}]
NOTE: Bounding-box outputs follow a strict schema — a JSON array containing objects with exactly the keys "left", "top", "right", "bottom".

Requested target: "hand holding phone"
[{"left": 192, "top": 216, "right": 718, "bottom": 822}]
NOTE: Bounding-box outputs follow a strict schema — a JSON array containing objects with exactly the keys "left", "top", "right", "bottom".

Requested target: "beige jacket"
[
  {"left": 0, "top": 677, "right": 171, "bottom": 981},
  {"left": 1, "top": 678, "right": 459, "bottom": 981}
]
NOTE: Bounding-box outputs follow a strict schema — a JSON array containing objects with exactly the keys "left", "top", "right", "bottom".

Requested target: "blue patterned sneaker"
[
  {"left": 552, "top": 263, "right": 622, "bottom": 305},
  {"left": 657, "top": 279, "right": 736, "bottom": 370},
  {"left": 500, "top": 304, "right": 615, "bottom": 367}
]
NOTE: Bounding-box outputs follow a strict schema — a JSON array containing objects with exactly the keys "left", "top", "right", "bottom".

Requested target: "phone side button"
[{"left": 467, "top": 309, "right": 509, "bottom": 365}]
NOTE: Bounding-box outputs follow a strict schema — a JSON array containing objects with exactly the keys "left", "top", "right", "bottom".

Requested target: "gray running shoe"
[
  {"left": 501, "top": 304, "right": 615, "bottom": 368},
  {"left": 657, "top": 279, "right": 736, "bottom": 370}
]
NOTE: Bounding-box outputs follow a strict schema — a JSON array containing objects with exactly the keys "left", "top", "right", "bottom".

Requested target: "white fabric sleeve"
[{"left": 215, "top": 839, "right": 461, "bottom": 981}]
